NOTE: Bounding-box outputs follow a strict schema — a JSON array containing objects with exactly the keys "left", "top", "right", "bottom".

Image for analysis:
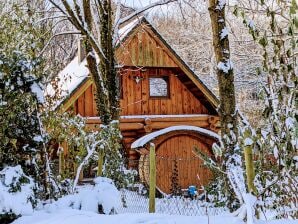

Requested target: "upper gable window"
[{"left": 149, "top": 76, "right": 169, "bottom": 98}]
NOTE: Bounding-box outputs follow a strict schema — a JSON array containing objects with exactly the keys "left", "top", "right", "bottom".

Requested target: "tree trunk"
[
  {"left": 84, "top": 0, "right": 122, "bottom": 180},
  {"left": 208, "top": 0, "right": 257, "bottom": 207},
  {"left": 208, "top": 0, "right": 238, "bottom": 152},
  {"left": 82, "top": 0, "right": 118, "bottom": 124},
  {"left": 57, "top": 0, "right": 122, "bottom": 184},
  {"left": 98, "top": 0, "right": 120, "bottom": 122}
]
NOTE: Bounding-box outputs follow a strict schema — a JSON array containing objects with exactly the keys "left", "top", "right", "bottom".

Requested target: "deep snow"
[{"left": 12, "top": 209, "right": 298, "bottom": 224}]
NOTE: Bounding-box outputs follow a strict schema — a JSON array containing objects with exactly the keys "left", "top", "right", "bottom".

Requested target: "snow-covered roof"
[
  {"left": 131, "top": 125, "right": 220, "bottom": 149},
  {"left": 45, "top": 56, "right": 89, "bottom": 107},
  {"left": 46, "top": 19, "right": 142, "bottom": 108},
  {"left": 117, "top": 18, "right": 142, "bottom": 44}
]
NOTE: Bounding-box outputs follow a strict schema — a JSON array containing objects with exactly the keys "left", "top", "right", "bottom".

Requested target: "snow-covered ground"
[
  {"left": 118, "top": 189, "right": 227, "bottom": 216},
  {"left": 12, "top": 209, "right": 298, "bottom": 224},
  {"left": 12, "top": 209, "right": 239, "bottom": 224},
  {"left": 3, "top": 174, "right": 295, "bottom": 224},
  {"left": 11, "top": 187, "right": 298, "bottom": 224}
]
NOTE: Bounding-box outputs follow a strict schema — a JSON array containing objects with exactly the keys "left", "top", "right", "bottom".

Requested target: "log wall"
[{"left": 72, "top": 68, "right": 209, "bottom": 117}]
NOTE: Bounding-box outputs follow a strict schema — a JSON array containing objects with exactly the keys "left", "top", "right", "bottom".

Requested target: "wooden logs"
[
  {"left": 208, "top": 115, "right": 217, "bottom": 124},
  {"left": 144, "top": 125, "right": 153, "bottom": 133},
  {"left": 86, "top": 122, "right": 144, "bottom": 131},
  {"left": 145, "top": 118, "right": 152, "bottom": 125},
  {"left": 86, "top": 115, "right": 217, "bottom": 132},
  {"left": 138, "top": 154, "right": 149, "bottom": 185},
  {"left": 136, "top": 147, "right": 149, "bottom": 155},
  {"left": 149, "top": 120, "right": 209, "bottom": 130},
  {"left": 208, "top": 115, "right": 220, "bottom": 132}
]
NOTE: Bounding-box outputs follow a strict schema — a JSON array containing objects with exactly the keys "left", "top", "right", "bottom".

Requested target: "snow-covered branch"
[
  {"left": 118, "top": 0, "right": 177, "bottom": 25},
  {"left": 39, "top": 31, "right": 81, "bottom": 57}
]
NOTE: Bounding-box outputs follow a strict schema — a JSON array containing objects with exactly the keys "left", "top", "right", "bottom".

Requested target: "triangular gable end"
[
  {"left": 58, "top": 17, "right": 219, "bottom": 113},
  {"left": 116, "top": 18, "right": 219, "bottom": 112},
  {"left": 116, "top": 19, "right": 178, "bottom": 68}
]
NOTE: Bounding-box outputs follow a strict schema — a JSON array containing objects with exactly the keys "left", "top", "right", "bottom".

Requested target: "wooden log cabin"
[{"left": 54, "top": 17, "right": 220, "bottom": 194}]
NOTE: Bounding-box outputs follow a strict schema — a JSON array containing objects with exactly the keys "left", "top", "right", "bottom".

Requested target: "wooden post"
[
  {"left": 73, "top": 162, "right": 77, "bottom": 179},
  {"left": 79, "top": 169, "right": 84, "bottom": 181},
  {"left": 149, "top": 143, "right": 156, "bottom": 213},
  {"left": 97, "top": 150, "right": 105, "bottom": 176},
  {"left": 243, "top": 130, "right": 257, "bottom": 194},
  {"left": 58, "top": 145, "right": 65, "bottom": 176}
]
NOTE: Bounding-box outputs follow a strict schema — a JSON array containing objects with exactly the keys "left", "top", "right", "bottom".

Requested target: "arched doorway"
[{"left": 134, "top": 126, "right": 219, "bottom": 194}]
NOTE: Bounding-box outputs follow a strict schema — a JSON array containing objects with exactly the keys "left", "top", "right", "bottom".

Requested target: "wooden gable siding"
[
  {"left": 72, "top": 67, "right": 209, "bottom": 117},
  {"left": 116, "top": 27, "right": 178, "bottom": 67}
]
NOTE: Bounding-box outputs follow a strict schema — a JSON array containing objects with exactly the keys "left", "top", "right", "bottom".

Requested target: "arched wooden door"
[{"left": 155, "top": 134, "right": 213, "bottom": 194}]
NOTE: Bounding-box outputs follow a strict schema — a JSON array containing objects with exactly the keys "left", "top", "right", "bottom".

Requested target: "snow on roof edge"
[
  {"left": 45, "top": 56, "right": 89, "bottom": 109},
  {"left": 131, "top": 125, "right": 220, "bottom": 149},
  {"left": 116, "top": 17, "right": 144, "bottom": 45},
  {"left": 47, "top": 19, "right": 143, "bottom": 109}
]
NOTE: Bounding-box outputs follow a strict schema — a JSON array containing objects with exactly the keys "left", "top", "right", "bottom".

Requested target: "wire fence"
[{"left": 117, "top": 158, "right": 227, "bottom": 216}]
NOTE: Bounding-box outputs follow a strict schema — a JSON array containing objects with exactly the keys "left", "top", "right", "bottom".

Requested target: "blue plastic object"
[{"left": 188, "top": 185, "right": 197, "bottom": 197}]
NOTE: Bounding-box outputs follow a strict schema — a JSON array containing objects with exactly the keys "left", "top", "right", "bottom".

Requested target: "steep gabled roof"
[
  {"left": 128, "top": 17, "right": 219, "bottom": 111},
  {"left": 50, "top": 17, "right": 219, "bottom": 112}
]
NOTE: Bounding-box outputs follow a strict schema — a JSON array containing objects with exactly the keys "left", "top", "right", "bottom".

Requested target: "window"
[{"left": 149, "top": 76, "right": 169, "bottom": 98}]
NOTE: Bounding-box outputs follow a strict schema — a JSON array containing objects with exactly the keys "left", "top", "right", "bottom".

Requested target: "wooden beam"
[
  {"left": 86, "top": 117, "right": 145, "bottom": 124},
  {"left": 150, "top": 121, "right": 210, "bottom": 130},
  {"left": 121, "top": 123, "right": 144, "bottom": 130},
  {"left": 87, "top": 115, "right": 215, "bottom": 124},
  {"left": 61, "top": 78, "right": 93, "bottom": 112},
  {"left": 86, "top": 122, "right": 144, "bottom": 131},
  {"left": 149, "top": 143, "right": 156, "bottom": 213},
  {"left": 147, "top": 115, "right": 211, "bottom": 123},
  {"left": 144, "top": 124, "right": 153, "bottom": 133}
]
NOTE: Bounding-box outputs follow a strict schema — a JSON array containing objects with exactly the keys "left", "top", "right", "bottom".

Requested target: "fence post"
[
  {"left": 149, "top": 142, "right": 156, "bottom": 213},
  {"left": 97, "top": 150, "right": 105, "bottom": 176},
  {"left": 58, "top": 147, "right": 64, "bottom": 176}
]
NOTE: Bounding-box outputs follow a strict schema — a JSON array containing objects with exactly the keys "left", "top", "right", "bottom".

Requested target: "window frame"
[{"left": 148, "top": 75, "right": 170, "bottom": 99}]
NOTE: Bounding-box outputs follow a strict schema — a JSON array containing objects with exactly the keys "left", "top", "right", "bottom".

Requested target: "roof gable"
[
  {"left": 116, "top": 19, "right": 178, "bottom": 67},
  {"left": 53, "top": 17, "right": 219, "bottom": 112},
  {"left": 117, "top": 18, "right": 219, "bottom": 110}
]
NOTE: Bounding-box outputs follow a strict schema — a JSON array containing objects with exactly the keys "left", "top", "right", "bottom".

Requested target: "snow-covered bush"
[
  {"left": 0, "top": 166, "right": 36, "bottom": 223},
  {"left": 100, "top": 122, "right": 136, "bottom": 189},
  {"left": 45, "top": 177, "right": 121, "bottom": 214},
  {"left": 0, "top": 2, "right": 59, "bottom": 201},
  {"left": 44, "top": 112, "right": 136, "bottom": 193},
  {"left": 238, "top": 0, "right": 298, "bottom": 218}
]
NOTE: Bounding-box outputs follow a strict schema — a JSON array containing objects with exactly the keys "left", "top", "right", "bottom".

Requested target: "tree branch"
[
  {"left": 38, "top": 31, "right": 81, "bottom": 57},
  {"left": 118, "top": 0, "right": 177, "bottom": 25}
]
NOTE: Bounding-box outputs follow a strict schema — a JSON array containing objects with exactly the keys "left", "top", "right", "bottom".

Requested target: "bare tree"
[
  {"left": 152, "top": 1, "right": 265, "bottom": 126},
  {"left": 47, "top": 0, "right": 176, "bottom": 184}
]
